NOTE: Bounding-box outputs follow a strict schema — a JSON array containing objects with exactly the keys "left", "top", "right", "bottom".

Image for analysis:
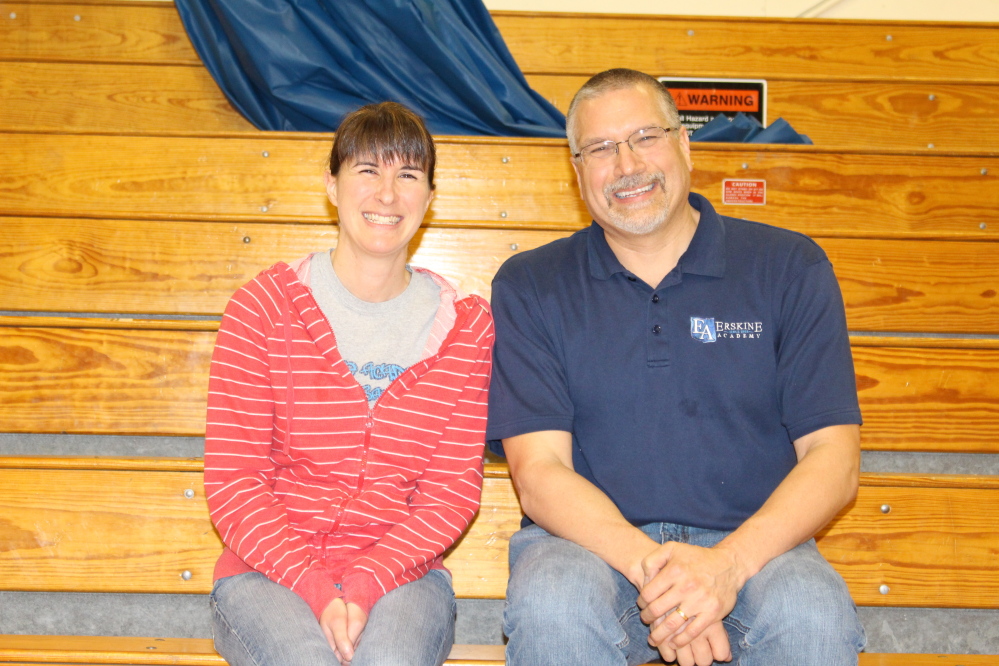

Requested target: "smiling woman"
[{"left": 203, "top": 102, "right": 494, "bottom": 666}]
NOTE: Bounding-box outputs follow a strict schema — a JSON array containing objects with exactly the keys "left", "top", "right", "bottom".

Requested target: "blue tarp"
[
  {"left": 690, "top": 112, "right": 813, "bottom": 144},
  {"left": 173, "top": 0, "right": 566, "bottom": 136}
]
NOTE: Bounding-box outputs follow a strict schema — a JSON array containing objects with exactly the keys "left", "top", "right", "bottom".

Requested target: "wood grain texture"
[
  {"left": 4, "top": 3, "right": 997, "bottom": 85},
  {"left": 852, "top": 345, "right": 999, "bottom": 452},
  {"left": 0, "top": 326, "right": 211, "bottom": 436},
  {"left": 0, "top": 2, "right": 200, "bottom": 65},
  {"left": 0, "top": 62, "right": 254, "bottom": 134},
  {"left": 2, "top": 327, "right": 998, "bottom": 451},
  {"left": 494, "top": 13, "right": 999, "bottom": 84},
  {"left": 2, "top": 133, "right": 997, "bottom": 238},
  {"left": 1, "top": 467, "right": 997, "bottom": 609},
  {"left": 5, "top": 219, "right": 996, "bottom": 333},
  {"left": 819, "top": 484, "right": 999, "bottom": 607},
  {"left": 0, "top": 637, "right": 990, "bottom": 666},
  {"left": 0, "top": 469, "right": 217, "bottom": 593},
  {"left": 528, "top": 75, "right": 999, "bottom": 155},
  {"left": 4, "top": 63, "right": 998, "bottom": 156}
]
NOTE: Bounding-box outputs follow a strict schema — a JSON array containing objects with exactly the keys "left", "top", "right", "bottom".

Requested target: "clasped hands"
[
  {"left": 636, "top": 541, "right": 743, "bottom": 666},
  {"left": 320, "top": 598, "right": 368, "bottom": 665}
]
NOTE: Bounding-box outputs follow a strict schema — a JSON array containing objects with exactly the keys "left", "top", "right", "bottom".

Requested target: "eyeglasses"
[{"left": 572, "top": 126, "right": 680, "bottom": 165}]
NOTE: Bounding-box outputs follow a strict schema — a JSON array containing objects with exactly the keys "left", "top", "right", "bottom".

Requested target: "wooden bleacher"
[{"left": 1, "top": 1, "right": 997, "bottom": 663}]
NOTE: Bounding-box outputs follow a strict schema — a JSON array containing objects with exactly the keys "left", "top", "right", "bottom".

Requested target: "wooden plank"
[
  {"left": 0, "top": 2, "right": 201, "bottom": 65},
  {"left": 5, "top": 64, "right": 998, "bottom": 157},
  {"left": 0, "top": 469, "right": 218, "bottom": 593},
  {"left": 2, "top": 133, "right": 997, "bottom": 239},
  {"left": 0, "top": 326, "right": 212, "bottom": 436},
  {"left": 495, "top": 13, "right": 999, "bottom": 84},
  {"left": 3, "top": 327, "right": 998, "bottom": 451},
  {"left": 0, "top": 62, "right": 254, "bottom": 134},
  {"left": 819, "top": 484, "right": 999, "bottom": 608},
  {"left": 0, "top": 219, "right": 563, "bottom": 317},
  {"left": 852, "top": 345, "right": 999, "bottom": 452},
  {"left": 5, "top": 219, "right": 996, "bottom": 333},
  {"left": 0, "top": 638, "right": 993, "bottom": 666},
  {"left": 5, "top": 3, "right": 997, "bottom": 85},
  {"left": 1, "top": 467, "right": 998, "bottom": 608},
  {"left": 528, "top": 75, "right": 999, "bottom": 156}
]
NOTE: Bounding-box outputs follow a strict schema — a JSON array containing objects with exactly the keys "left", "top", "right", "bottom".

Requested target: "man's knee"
[{"left": 731, "top": 541, "right": 865, "bottom": 660}]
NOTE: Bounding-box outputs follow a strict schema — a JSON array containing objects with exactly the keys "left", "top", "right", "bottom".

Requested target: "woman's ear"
[{"left": 324, "top": 169, "right": 338, "bottom": 207}]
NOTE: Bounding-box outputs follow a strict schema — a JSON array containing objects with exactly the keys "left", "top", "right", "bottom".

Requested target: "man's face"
[{"left": 570, "top": 85, "right": 693, "bottom": 237}]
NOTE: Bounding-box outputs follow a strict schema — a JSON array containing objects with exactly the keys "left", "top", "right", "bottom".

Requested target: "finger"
[
  {"left": 690, "top": 633, "right": 714, "bottom": 666},
  {"left": 647, "top": 607, "right": 689, "bottom": 645},
  {"left": 321, "top": 621, "right": 338, "bottom": 653},
  {"left": 669, "top": 614, "right": 712, "bottom": 650},
  {"left": 657, "top": 642, "right": 677, "bottom": 664},
  {"left": 675, "top": 644, "right": 695, "bottom": 666},
  {"left": 708, "top": 625, "right": 733, "bottom": 662},
  {"left": 331, "top": 618, "right": 355, "bottom": 662},
  {"left": 640, "top": 542, "right": 676, "bottom": 585}
]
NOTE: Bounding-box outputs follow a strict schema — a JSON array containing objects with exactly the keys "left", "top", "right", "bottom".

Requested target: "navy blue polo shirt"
[{"left": 486, "top": 193, "right": 861, "bottom": 531}]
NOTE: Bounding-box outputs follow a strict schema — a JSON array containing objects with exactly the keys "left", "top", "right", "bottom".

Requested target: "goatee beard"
[{"left": 602, "top": 172, "right": 669, "bottom": 235}]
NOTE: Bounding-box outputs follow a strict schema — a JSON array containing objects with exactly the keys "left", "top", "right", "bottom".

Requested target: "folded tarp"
[
  {"left": 690, "top": 112, "right": 813, "bottom": 144},
  {"left": 174, "top": 0, "right": 566, "bottom": 137}
]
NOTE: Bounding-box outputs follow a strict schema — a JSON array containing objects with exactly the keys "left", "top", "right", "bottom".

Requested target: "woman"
[{"left": 204, "top": 102, "right": 493, "bottom": 666}]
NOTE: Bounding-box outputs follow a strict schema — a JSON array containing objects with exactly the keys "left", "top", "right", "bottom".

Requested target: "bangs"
[{"left": 329, "top": 102, "right": 436, "bottom": 187}]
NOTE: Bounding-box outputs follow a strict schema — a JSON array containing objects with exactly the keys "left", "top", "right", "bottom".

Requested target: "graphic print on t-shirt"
[{"left": 345, "top": 360, "right": 407, "bottom": 402}]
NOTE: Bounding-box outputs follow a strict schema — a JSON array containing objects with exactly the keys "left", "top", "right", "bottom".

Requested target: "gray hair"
[{"left": 566, "top": 68, "right": 681, "bottom": 154}]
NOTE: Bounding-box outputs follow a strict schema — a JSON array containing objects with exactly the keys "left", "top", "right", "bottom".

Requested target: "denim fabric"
[
  {"left": 504, "top": 523, "right": 865, "bottom": 666},
  {"left": 210, "top": 569, "right": 455, "bottom": 666}
]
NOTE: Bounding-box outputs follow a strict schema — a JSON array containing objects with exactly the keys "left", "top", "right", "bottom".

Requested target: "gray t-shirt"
[{"left": 310, "top": 251, "right": 441, "bottom": 404}]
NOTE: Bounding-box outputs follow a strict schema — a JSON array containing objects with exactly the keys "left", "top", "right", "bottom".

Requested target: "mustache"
[{"left": 604, "top": 172, "right": 666, "bottom": 203}]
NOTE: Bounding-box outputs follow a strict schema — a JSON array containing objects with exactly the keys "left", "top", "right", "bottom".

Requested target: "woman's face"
[{"left": 325, "top": 155, "right": 434, "bottom": 264}]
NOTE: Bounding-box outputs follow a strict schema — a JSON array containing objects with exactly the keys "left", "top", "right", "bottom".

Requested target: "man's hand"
[
  {"left": 653, "top": 616, "right": 732, "bottom": 666},
  {"left": 320, "top": 598, "right": 368, "bottom": 664},
  {"left": 638, "top": 541, "right": 745, "bottom": 649}
]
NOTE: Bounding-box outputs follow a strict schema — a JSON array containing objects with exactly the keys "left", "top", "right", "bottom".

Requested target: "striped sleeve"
[
  {"left": 204, "top": 278, "right": 341, "bottom": 618},
  {"left": 340, "top": 302, "right": 494, "bottom": 615}
]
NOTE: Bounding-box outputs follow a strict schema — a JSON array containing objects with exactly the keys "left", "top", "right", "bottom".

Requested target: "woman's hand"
[{"left": 320, "top": 598, "right": 368, "bottom": 664}]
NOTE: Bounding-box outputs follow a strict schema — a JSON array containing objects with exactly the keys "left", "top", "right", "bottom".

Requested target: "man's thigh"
[
  {"left": 707, "top": 536, "right": 866, "bottom": 665},
  {"left": 504, "top": 524, "right": 661, "bottom": 666}
]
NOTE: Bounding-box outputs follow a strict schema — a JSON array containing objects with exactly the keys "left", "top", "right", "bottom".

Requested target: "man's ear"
[
  {"left": 324, "top": 169, "right": 338, "bottom": 207},
  {"left": 570, "top": 157, "right": 584, "bottom": 193},
  {"left": 677, "top": 126, "right": 694, "bottom": 172}
]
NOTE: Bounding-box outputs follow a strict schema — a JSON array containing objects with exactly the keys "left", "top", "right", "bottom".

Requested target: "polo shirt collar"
[{"left": 587, "top": 191, "right": 727, "bottom": 281}]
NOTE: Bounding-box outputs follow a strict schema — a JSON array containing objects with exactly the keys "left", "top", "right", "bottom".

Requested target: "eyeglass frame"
[{"left": 571, "top": 125, "right": 682, "bottom": 164}]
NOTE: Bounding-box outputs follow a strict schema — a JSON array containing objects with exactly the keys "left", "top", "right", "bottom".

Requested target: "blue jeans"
[
  {"left": 210, "top": 569, "right": 455, "bottom": 666},
  {"left": 504, "top": 523, "right": 866, "bottom": 666}
]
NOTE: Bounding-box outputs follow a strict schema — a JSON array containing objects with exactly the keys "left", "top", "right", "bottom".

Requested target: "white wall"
[{"left": 482, "top": 0, "right": 999, "bottom": 21}]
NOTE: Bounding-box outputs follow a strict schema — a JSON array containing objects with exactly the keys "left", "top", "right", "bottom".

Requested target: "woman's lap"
[{"left": 210, "top": 570, "right": 455, "bottom": 666}]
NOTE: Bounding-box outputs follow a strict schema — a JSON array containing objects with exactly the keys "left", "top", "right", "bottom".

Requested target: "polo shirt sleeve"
[
  {"left": 776, "top": 257, "right": 863, "bottom": 442},
  {"left": 486, "top": 274, "right": 575, "bottom": 457}
]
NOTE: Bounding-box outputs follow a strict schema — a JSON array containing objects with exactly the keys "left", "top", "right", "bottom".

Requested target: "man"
[{"left": 486, "top": 68, "right": 866, "bottom": 666}]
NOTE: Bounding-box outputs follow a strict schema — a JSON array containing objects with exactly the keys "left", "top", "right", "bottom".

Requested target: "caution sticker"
[{"left": 722, "top": 179, "right": 766, "bottom": 205}]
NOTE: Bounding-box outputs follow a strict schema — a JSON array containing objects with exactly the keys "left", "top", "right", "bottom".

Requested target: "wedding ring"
[{"left": 674, "top": 607, "right": 689, "bottom": 621}]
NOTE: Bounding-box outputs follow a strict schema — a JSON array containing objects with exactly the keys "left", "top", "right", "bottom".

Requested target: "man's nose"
[{"left": 614, "top": 143, "right": 644, "bottom": 174}]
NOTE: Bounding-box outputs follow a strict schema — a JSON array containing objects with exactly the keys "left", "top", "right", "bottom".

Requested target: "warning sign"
[
  {"left": 658, "top": 77, "right": 767, "bottom": 132},
  {"left": 722, "top": 179, "right": 766, "bottom": 205}
]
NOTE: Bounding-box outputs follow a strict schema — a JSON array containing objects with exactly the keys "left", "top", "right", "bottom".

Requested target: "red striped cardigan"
[{"left": 204, "top": 259, "right": 493, "bottom": 618}]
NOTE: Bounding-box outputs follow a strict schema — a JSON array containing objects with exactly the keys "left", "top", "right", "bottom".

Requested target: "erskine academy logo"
[{"left": 691, "top": 317, "right": 764, "bottom": 343}]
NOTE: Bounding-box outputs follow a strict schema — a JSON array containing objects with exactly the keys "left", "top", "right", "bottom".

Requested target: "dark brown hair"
[{"left": 328, "top": 102, "right": 436, "bottom": 189}]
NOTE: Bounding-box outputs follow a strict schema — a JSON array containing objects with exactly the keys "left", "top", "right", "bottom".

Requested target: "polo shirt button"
[
  {"left": 652, "top": 324, "right": 661, "bottom": 334},
  {"left": 652, "top": 294, "right": 660, "bottom": 303}
]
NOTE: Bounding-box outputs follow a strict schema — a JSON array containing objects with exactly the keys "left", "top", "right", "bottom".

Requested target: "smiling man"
[{"left": 486, "top": 69, "right": 866, "bottom": 666}]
